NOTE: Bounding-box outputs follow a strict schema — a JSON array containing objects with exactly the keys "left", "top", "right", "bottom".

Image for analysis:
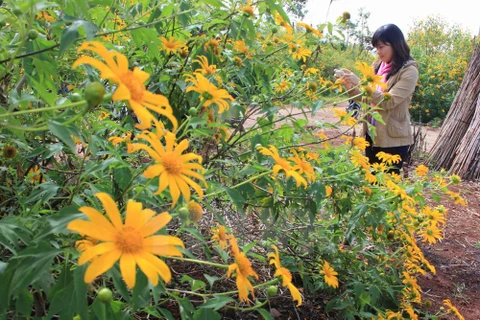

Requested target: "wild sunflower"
[
  {"left": 319, "top": 260, "right": 339, "bottom": 288},
  {"left": 67, "top": 192, "right": 185, "bottom": 288},
  {"left": 288, "top": 150, "right": 316, "bottom": 183},
  {"left": 419, "top": 224, "right": 443, "bottom": 244},
  {"left": 187, "top": 201, "right": 203, "bottom": 223},
  {"left": 3, "top": 145, "right": 17, "bottom": 158},
  {"left": 29, "top": 165, "right": 45, "bottom": 183},
  {"left": 268, "top": 245, "right": 302, "bottom": 306},
  {"left": 355, "top": 62, "right": 387, "bottom": 90},
  {"left": 257, "top": 145, "right": 307, "bottom": 188},
  {"left": 443, "top": 299, "right": 465, "bottom": 320},
  {"left": 291, "top": 46, "right": 311, "bottom": 62},
  {"left": 128, "top": 130, "right": 206, "bottom": 206},
  {"left": 227, "top": 235, "right": 259, "bottom": 304},
  {"left": 159, "top": 36, "right": 185, "bottom": 55},
  {"left": 211, "top": 224, "right": 229, "bottom": 250},
  {"left": 185, "top": 73, "right": 234, "bottom": 113},
  {"left": 73, "top": 41, "right": 178, "bottom": 130},
  {"left": 376, "top": 151, "right": 401, "bottom": 165},
  {"left": 193, "top": 56, "right": 217, "bottom": 75}
]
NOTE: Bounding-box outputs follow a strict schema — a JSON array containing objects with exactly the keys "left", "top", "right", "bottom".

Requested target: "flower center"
[
  {"left": 115, "top": 226, "right": 144, "bottom": 254},
  {"left": 120, "top": 71, "right": 145, "bottom": 102},
  {"left": 162, "top": 153, "right": 184, "bottom": 175}
]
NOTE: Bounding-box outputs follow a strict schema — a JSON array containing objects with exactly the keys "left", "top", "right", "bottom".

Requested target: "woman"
[{"left": 341, "top": 24, "right": 418, "bottom": 172}]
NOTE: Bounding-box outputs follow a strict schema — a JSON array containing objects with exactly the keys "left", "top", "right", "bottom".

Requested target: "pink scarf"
[
  {"left": 370, "top": 61, "right": 392, "bottom": 127},
  {"left": 376, "top": 61, "right": 392, "bottom": 92}
]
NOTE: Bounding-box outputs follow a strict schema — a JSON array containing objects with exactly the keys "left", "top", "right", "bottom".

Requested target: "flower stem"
[
  {"left": 0, "top": 100, "right": 87, "bottom": 119},
  {"left": 166, "top": 256, "right": 229, "bottom": 269},
  {"left": 204, "top": 171, "right": 271, "bottom": 197}
]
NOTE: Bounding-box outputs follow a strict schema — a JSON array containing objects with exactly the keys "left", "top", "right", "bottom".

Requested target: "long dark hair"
[{"left": 371, "top": 24, "right": 413, "bottom": 79}]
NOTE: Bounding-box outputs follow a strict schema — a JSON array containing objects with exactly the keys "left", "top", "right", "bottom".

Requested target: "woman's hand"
[{"left": 336, "top": 68, "right": 359, "bottom": 90}]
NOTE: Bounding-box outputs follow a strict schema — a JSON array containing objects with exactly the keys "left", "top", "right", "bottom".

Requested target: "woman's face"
[{"left": 376, "top": 41, "right": 393, "bottom": 63}]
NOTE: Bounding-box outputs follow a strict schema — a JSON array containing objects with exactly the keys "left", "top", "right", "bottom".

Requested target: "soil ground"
[{"left": 241, "top": 104, "right": 480, "bottom": 319}]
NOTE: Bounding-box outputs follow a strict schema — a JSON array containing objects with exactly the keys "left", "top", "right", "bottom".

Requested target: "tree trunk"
[{"left": 427, "top": 40, "right": 480, "bottom": 179}]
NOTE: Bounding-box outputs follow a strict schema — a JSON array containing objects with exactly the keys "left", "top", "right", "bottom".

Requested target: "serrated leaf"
[{"left": 25, "top": 181, "right": 60, "bottom": 205}]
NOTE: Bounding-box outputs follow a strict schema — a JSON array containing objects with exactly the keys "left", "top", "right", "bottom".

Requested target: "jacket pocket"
[{"left": 387, "top": 116, "right": 408, "bottom": 138}]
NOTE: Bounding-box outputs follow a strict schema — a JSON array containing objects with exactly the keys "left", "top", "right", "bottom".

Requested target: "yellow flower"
[
  {"left": 185, "top": 73, "right": 234, "bottom": 113},
  {"left": 296, "top": 22, "right": 322, "bottom": 37},
  {"left": 73, "top": 41, "right": 177, "bottom": 130},
  {"left": 98, "top": 111, "right": 110, "bottom": 120},
  {"left": 350, "top": 149, "right": 370, "bottom": 170},
  {"left": 109, "top": 132, "right": 132, "bottom": 146},
  {"left": 234, "top": 40, "right": 250, "bottom": 55},
  {"left": 275, "top": 80, "right": 290, "bottom": 93},
  {"left": 204, "top": 39, "right": 222, "bottom": 55},
  {"left": 36, "top": 11, "right": 55, "bottom": 22},
  {"left": 376, "top": 151, "right": 401, "bottom": 165},
  {"left": 419, "top": 224, "right": 443, "bottom": 244},
  {"left": 325, "top": 186, "right": 332, "bottom": 197},
  {"left": 257, "top": 145, "right": 307, "bottom": 188},
  {"left": 320, "top": 260, "right": 339, "bottom": 288},
  {"left": 211, "top": 224, "right": 229, "bottom": 250},
  {"left": 353, "top": 137, "right": 370, "bottom": 151},
  {"left": 415, "top": 164, "right": 428, "bottom": 176},
  {"left": 193, "top": 55, "right": 217, "bottom": 75},
  {"left": 355, "top": 62, "right": 387, "bottom": 90},
  {"left": 29, "top": 165, "right": 45, "bottom": 183},
  {"left": 242, "top": 5, "right": 254, "bottom": 17},
  {"left": 128, "top": 131, "right": 206, "bottom": 206},
  {"left": 291, "top": 46, "right": 311, "bottom": 62},
  {"left": 67, "top": 192, "right": 185, "bottom": 288},
  {"left": 227, "top": 235, "right": 259, "bottom": 304},
  {"left": 443, "top": 299, "right": 465, "bottom": 320},
  {"left": 159, "top": 36, "right": 185, "bottom": 55},
  {"left": 187, "top": 201, "right": 203, "bottom": 223},
  {"left": 268, "top": 245, "right": 302, "bottom": 306},
  {"left": 288, "top": 150, "right": 316, "bottom": 182},
  {"left": 446, "top": 190, "right": 467, "bottom": 206}
]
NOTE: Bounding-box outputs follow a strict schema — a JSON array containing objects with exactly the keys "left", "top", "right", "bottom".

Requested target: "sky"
[{"left": 301, "top": 0, "right": 480, "bottom": 37}]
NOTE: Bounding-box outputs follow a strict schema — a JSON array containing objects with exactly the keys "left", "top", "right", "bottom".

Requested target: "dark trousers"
[{"left": 365, "top": 134, "right": 409, "bottom": 174}]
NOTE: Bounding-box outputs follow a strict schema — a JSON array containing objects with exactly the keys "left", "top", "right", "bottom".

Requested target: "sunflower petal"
[
  {"left": 120, "top": 253, "right": 137, "bottom": 288},
  {"left": 84, "top": 249, "right": 121, "bottom": 283}
]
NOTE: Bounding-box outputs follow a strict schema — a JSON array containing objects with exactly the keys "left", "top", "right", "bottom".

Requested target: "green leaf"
[
  {"left": 113, "top": 166, "right": 132, "bottom": 191},
  {"left": 203, "top": 274, "right": 220, "bottom": 290},
  {"left": 15, "top": 289, "right": 33, "bottom": 316},
  {"left": 193, "top": 308, "right": 221, "bottom": 320},
  {"left": 200, "top": 0, "right": 225, "bottom": 8},
  {"left": 257, "top": 308, "right": 274, "bottom": 320},
  {"left": 0, "top": 216, "right": 32, "bottom": 254},
  {"left": 25, "top": 181, "right": 60, "bottom": 205},
  {"left": 372, "top": 112, "right": 385, "bottom": 125},
  {"left": 59, "top": 20, "right": 99, "bottom": 56},
  {"left": 157, "top": 308, "right": 175, "bottom": 320},
  {"left": 48, "top": 120, "right": 81, "bottom": 153},
  {"left": 172, "top": 295, "right": 196, "bottom": 320},
  {"left": 224, "top": 187, "right": 245, "bottom": 213},
  {"left": 198, "top": 296, "right": 234, "bottom": 311},
  {"left": 26, "top": 76, "right": 57, "bottom": 107},
  {"left": 35, "top": 205, "right": 82, "bottom": 240},
  {"left": 0, "top": 242, "right": 59, "bottom": 306}
]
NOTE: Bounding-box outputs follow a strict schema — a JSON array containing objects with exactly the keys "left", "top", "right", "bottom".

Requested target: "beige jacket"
[{"left": 354, "top": 60, "right": 418, "bottom": 148}]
